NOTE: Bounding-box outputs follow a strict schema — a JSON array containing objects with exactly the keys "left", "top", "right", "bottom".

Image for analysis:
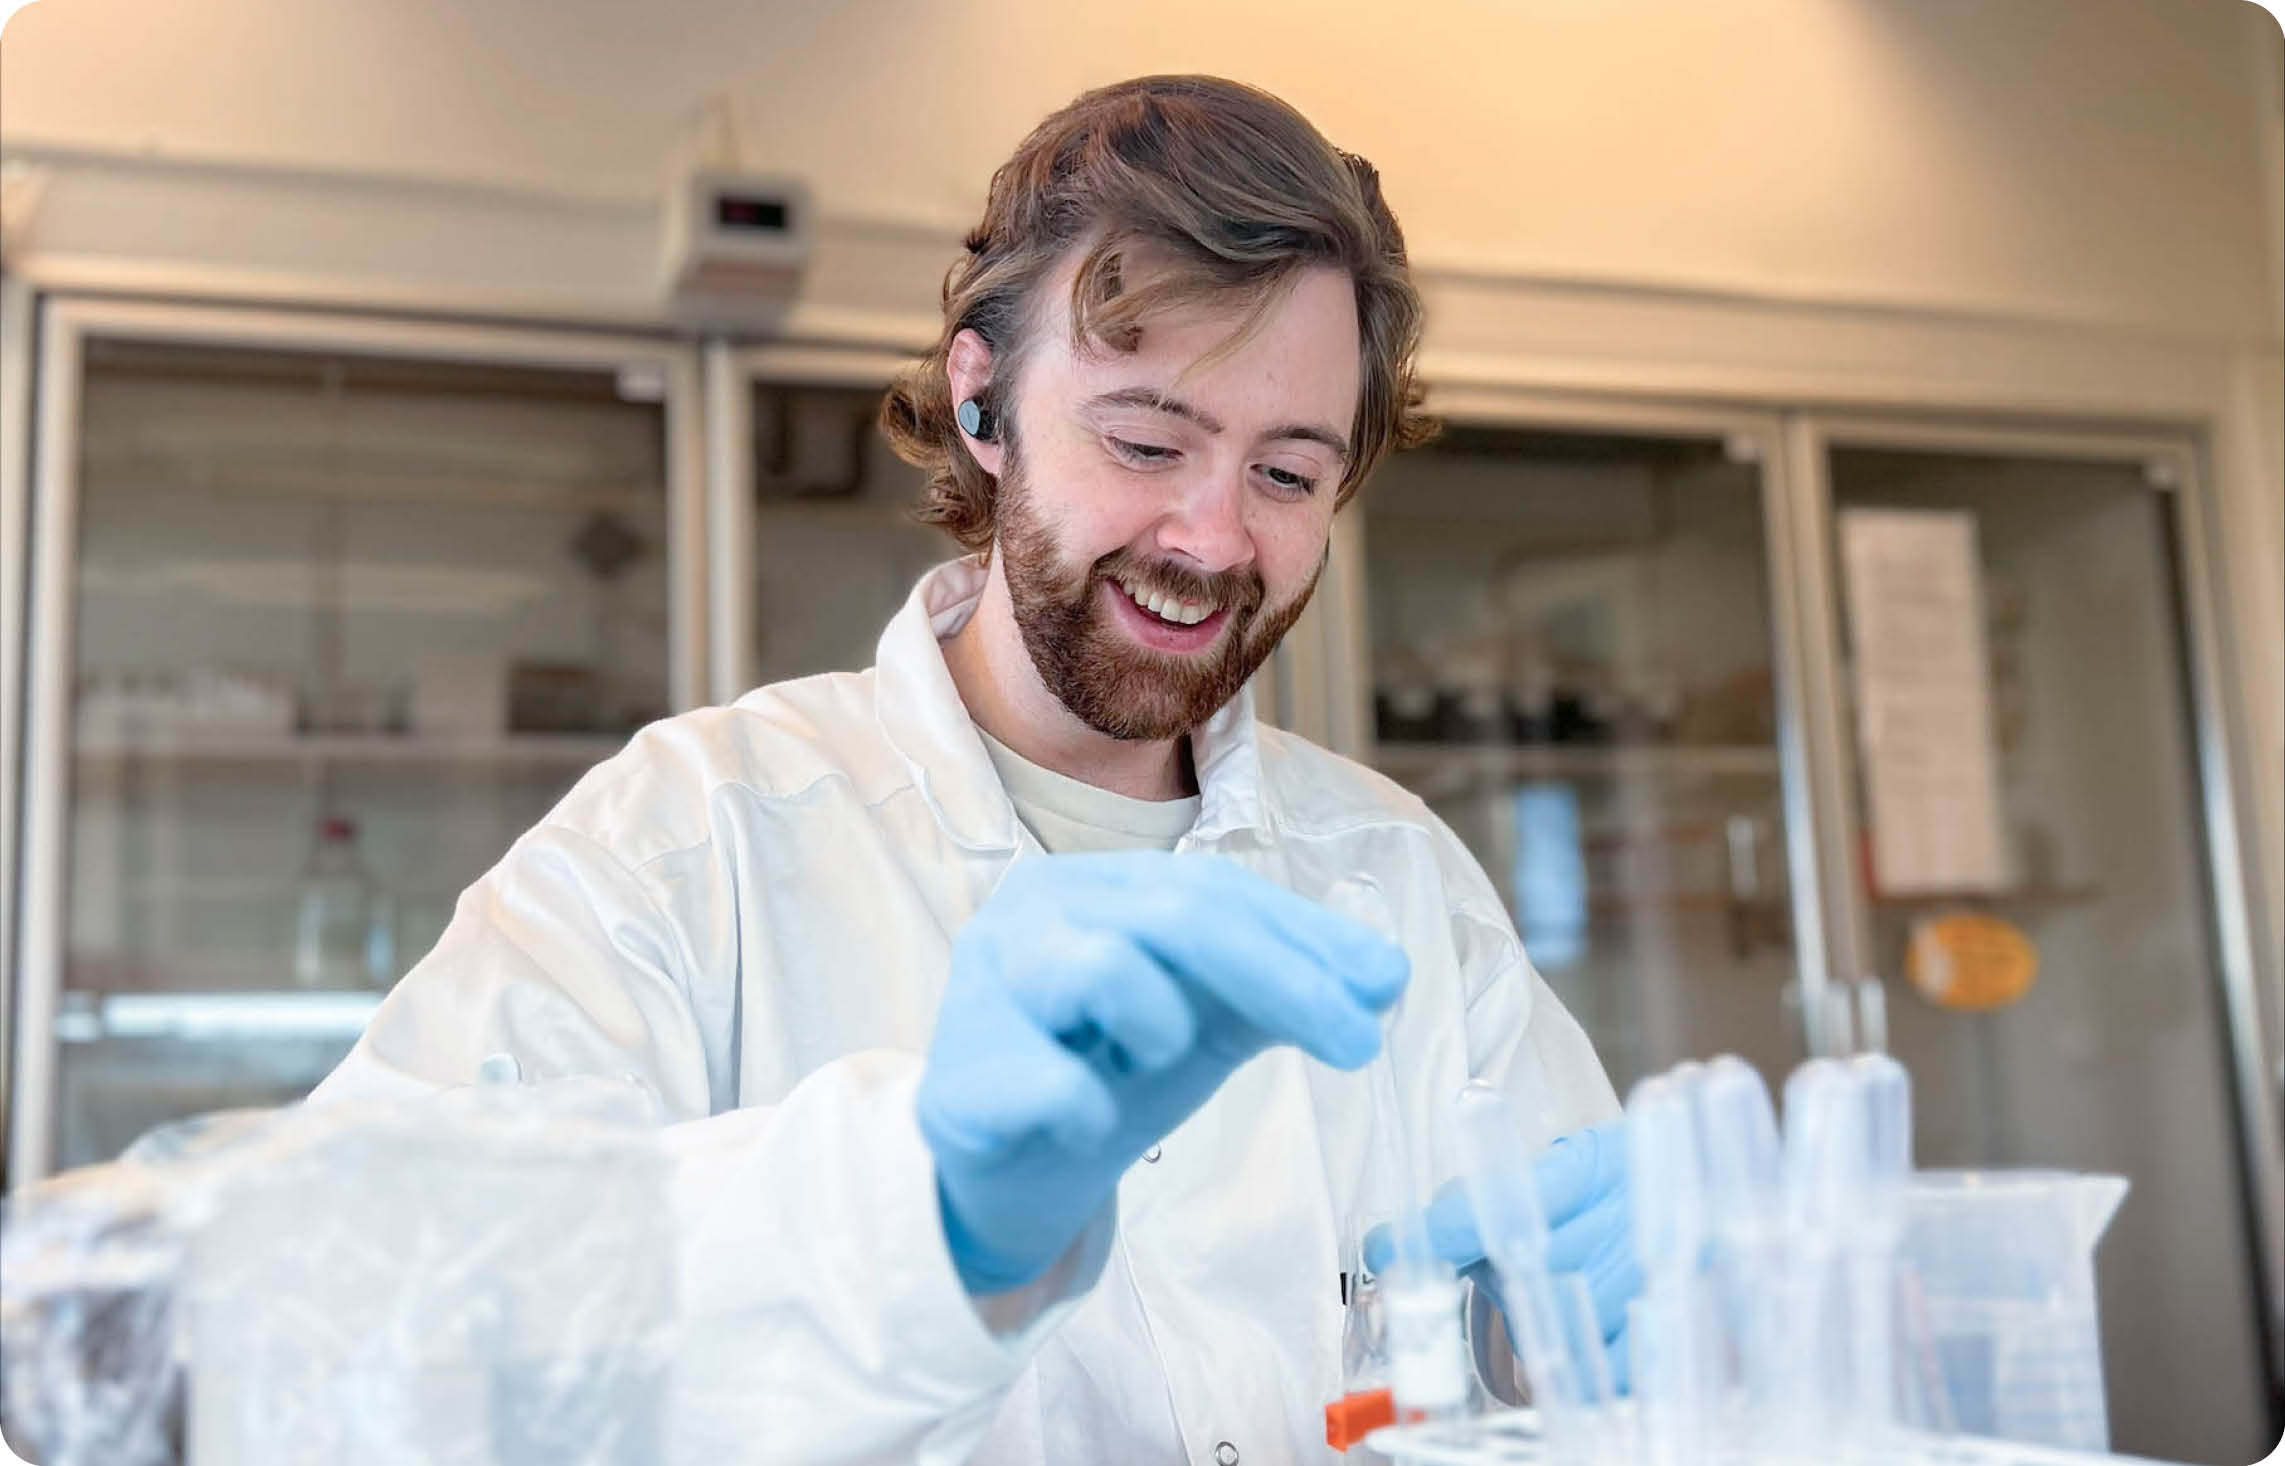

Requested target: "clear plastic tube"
[
  {"left": 1627, "top": 1068, "right": 1716, "bottom": 1466},
  {"left": 1325, "top": 876, "right": 1433, "bottom": 1272},
  {"left": 1777, "top": 1057, "right": 1867, "bottom": 1448},
  {"left": 1693, "top": 1055, "right": 1784, "bottom": 1443},
  {"left": 1453, "top": 1083, "right": 1606, "bottom": 1461},
  {"left": 1847, "top": 1050, "right": 1912, "bottom": 1441},
  {"left": 1323, "top": 875, "right": 1457, "bottom": 1423}
]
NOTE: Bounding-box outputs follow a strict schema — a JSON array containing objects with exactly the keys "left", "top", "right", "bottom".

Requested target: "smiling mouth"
[{"left": 1109, "top": 570, "right": 1219, "bottom": 627}]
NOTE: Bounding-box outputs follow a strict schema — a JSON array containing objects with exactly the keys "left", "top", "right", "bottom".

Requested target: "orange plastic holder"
[{"left": 1324, "top": 1387, "right": 1395, "bottom": 1452}]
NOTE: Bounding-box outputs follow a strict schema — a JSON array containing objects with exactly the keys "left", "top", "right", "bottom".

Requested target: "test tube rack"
[{"left": 1365, "top": 1410, "right": 2182, "bottom": 1466}]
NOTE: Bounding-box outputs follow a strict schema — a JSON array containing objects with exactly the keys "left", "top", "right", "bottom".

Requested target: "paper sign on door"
[{"left": 1838, "top": 508, "right": 2010, "bottom": 895}]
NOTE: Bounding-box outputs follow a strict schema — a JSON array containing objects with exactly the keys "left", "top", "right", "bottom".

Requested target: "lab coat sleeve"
[
  {"left": 1464, "top": 948, "right": 1622, "bottom": 1139},
  {"left": 1415, "top": 812, "right": 1622, "bottom": 1140},
  {"left": 310, "top": 820, "right": 1108, "bottom": 1465}
]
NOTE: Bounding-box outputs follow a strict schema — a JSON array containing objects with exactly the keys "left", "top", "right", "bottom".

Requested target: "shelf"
[
  {"left": 73, "top": 731, "right": 626, "bottom": 770},
  {"left": 56, "top": 989, "right": 384, "bottom": 1044},
  {"left": 1373, "top": 742, "right": 1782, "bottom": 784}
]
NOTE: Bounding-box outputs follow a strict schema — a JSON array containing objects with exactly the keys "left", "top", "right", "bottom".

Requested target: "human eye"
[
  {"left": 1258, "top": 463, "right": 1320, "bottom": 498},
  {"left": 1108, "top": 436, "right": 1181, "bottom": 467}
]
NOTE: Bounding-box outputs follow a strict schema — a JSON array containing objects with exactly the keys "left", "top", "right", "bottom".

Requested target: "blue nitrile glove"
[
  {"left": 917, "top": 852, "right": 1410, "bottom": 1296},
  {"left": 1364, "top": 1121, "right": 1640, "bottom": 1391}
]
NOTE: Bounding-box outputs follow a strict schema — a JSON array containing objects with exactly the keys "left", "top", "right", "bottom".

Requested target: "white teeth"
[{"left": 1116, "top": 576, "right": 1213, "bottom": 626}]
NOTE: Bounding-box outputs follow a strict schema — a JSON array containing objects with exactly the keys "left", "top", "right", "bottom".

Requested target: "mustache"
[{"left": 1090, "top": 549, "right": 1265, "bottom": 616}]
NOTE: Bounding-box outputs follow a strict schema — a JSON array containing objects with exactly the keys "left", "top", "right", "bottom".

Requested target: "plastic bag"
[
  {"left": 2, "top": 1077, "right": 673, "bottom": 1466},
  {"left": 1, "top": 1109, "right": 282, "bottom": 1466}
]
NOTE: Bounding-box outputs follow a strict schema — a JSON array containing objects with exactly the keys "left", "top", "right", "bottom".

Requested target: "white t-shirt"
[{"left": 977, "top": 728, "right": 1200, "bottom": 854}]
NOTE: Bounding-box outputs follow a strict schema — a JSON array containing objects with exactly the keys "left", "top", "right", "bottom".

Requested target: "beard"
[{"left": 994, "top": 437, "right": 1322, "bottom": 743}]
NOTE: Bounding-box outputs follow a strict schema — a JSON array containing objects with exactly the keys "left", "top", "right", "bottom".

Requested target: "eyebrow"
[{"left": 1084, "top": 387, "right": 1352, "bottom": 461}]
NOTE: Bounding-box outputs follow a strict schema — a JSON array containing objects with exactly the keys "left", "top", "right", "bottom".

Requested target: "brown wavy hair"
[{"left": 881, "top": 75, "right": 1435, "bottom": 553}]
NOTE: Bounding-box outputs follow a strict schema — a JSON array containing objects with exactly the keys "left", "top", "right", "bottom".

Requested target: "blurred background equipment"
[
  {"left": 658, "top": 93, "right": 812, "bottom": 329},
  {"left": 15, "top": 332, "right": 680, "bottom": 1174}
]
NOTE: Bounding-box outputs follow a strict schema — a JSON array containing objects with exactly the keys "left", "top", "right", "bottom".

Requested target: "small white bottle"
[{"left": 1384, "top": 1261, "right": 1472, "bottom": 1425}]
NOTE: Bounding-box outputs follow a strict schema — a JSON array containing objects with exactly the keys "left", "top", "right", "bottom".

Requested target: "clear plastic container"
[
  {"left": 181, "top": 1082, "right": 672, "bottom": 1466},
  {"left": 1901, "top": 1170, "right": 2128, "bottom": 1453},
  {"left": 2, "top": 1087, "right": 671, "bottom": 1466}
]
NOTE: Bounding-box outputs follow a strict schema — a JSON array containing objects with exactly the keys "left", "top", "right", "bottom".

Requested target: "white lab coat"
[{"left": 311, "top": 558, "right": 1618, "bottom": 1466}]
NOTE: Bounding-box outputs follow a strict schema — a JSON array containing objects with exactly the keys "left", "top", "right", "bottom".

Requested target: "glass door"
[
  {"left": 707, "top": 347, "right": 952, "bottom": 700},
  {"left": 10, "top": 301, "right": 700, "bottom": 1182},
  {"left": 1347, "top": 406, "right": 1815, "bottom": 1094},
  {"left": 1803, "top": 425, "right": 2278, "bottom": 1463}
]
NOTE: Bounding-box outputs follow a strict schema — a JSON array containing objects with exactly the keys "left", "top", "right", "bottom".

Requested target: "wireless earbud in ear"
[{"left": 956, "top": 397, "right": 998, "bottom": 443}]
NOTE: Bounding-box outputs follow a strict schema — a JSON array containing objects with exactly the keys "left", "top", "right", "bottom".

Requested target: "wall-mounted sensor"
[{"left": 659, "top": 170, "right": 811, "bottom": 328}]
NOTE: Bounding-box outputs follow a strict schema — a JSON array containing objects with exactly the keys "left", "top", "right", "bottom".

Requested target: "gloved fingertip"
[
  {"left": 1317, "top": 1018, "right": 1383, "bottom": 1072},
  {"left": 1352, "top": 938, "right": 1410, "bottom": 1010},
  {"left": 1534, "top": 1120, "right": 1628, "bottom": 1222},
  {"left": 1118, "top": 1029, "right": 1191, "bottom": 1077}
]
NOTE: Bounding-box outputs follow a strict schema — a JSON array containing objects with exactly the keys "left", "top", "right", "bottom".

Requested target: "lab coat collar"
[{"left": 874, "top": 559, "right": 1273, "bottom": 854}]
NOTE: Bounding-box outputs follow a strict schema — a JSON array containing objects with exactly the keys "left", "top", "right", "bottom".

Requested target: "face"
[{"left": 957, "top": 260, "right": 1363, "bottom": 741}]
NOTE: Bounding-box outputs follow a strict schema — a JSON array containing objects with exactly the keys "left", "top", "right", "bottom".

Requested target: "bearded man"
[{"left": 316, "top": 74, "right": 1634, "bottom": 1465}]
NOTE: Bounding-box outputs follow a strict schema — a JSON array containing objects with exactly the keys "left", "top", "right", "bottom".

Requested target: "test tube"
[
  {"left": 1453, "top": 1083, "right": 1610, "bottom": 1465},
  {"left": 1777, "top": 1058, "right": 1868, "bottom": 1448},
  {"left": 1847, "top": 1051, "right": 1913, "bottom": 1441},
  {"left": 1324, "top": 877, "right": 1431, "bottom": 1266},
  {"left": 1693, "top": 1056, "right": 1784, "bottom": 1447},
  {"left": 1452, "top": 1089, "right": 1563, "bottom": 1386},
  {"left": 1323, "top": 877, "right": 1458, "bottom": 1423},
  {"left": 1628, "top": 1070, "right": 1715, "bottom": 1466}
]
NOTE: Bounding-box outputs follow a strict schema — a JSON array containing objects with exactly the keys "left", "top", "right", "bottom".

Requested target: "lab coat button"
[
  {"left": 1143, "top": 1145, "right": 1163, "bottom": 1163},
  {"left": 1213, "top": 1442, "right": 1239, "bottom": 1466}
]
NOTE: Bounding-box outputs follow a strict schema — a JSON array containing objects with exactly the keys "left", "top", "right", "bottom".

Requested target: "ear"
[{"left": 945, "top": 328, "right": 1005, "bottom": 477}]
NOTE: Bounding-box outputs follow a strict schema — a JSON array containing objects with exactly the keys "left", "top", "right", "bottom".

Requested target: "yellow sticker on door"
[{"left": 1906, "top": 911, "right": 2039, "bottom": 1012}]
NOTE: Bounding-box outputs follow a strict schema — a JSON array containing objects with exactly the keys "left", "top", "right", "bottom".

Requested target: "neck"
[{"left": 944, "top": 561, "right": 1196, "bottom": 802}]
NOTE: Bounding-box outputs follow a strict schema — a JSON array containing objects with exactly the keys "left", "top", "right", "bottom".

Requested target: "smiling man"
[
  {"left": 934, "top": 256, "right": 1356, "bottom": 779},
  {"left": 314, "top": 76, "right": 1631, "bottom": 1464}
]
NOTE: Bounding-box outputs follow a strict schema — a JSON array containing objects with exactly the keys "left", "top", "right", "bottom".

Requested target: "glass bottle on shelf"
[{"left": 292, "top": 816, "right": 392, "bottom": 990}]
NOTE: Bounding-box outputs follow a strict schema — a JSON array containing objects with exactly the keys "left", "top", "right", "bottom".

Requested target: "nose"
[{"left": 1152, "top": 465, "right": 1253, "bottom": 574}]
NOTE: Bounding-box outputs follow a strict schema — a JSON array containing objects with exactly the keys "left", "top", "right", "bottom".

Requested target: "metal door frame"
[
  {"left": 1, "top": 276, "right": 37, "bottom": 1154},
  {"left": 1301, "top": 384, "right": 1837, "bottom": 1068},
  {"left": 1788, "top": 408, "right": 2285, "bottom": 1395},
  {"left": 5, "top": 294, "right": 708, "bottom": 1187},
  {"left": 707, "top": 342, "right": 924, "bottom": 703}
]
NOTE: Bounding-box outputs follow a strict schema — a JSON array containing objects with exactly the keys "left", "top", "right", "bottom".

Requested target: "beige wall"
[{"left": 3, "top": 0, "right": 2278, "bottom": 339}]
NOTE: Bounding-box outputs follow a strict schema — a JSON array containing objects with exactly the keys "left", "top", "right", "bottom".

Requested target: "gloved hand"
[
  {"left": 917, "top": 852, "right": 1410, "bottom": 1296},
  {"left": 1364, "top": 1121, "right": 1639, "bottom": 1391}
]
